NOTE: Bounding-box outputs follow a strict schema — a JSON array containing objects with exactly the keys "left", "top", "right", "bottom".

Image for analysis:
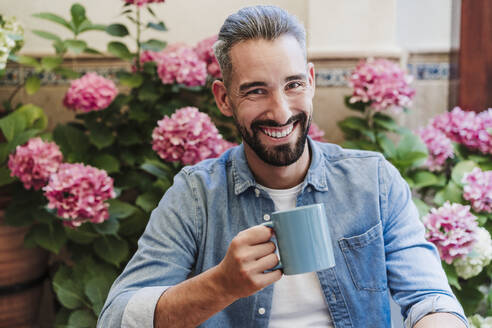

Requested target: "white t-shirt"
[{"left": 258, "top": 184, "right": 333, "bottom": 327}]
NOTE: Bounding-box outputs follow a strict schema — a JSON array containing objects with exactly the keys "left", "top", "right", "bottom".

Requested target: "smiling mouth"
[{"left": 260, "top": 123, "right": 296, "bottom": 139}]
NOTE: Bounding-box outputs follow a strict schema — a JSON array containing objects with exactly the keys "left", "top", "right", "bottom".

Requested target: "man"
[{"left": 98, "top": 5, "right": 468, "bottom": 328}]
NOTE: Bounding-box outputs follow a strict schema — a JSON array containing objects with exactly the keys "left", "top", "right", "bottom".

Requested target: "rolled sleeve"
[
  {"left": 404, "top": 294, "right": 469, "bottom": 328},
  {"left": 122, "top": 286, "right": 170, "bottom": 328}
]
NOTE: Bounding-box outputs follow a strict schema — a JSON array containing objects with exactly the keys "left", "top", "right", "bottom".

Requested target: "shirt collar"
[{"left": 230, "top": 136, "right": 329, "bottom": 195}]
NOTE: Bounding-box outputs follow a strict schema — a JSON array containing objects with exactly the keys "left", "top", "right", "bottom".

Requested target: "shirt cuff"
[
  {"left": 404, "top": 294, "right": 469, "bottom": 328},
  {"left": 122, "top": 286, "right": 170, "bottom": 328}
]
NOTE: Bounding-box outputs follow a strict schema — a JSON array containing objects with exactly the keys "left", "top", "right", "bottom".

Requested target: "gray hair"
[{"left": 213, "top": 5, "right": 306, "bottom": 87}]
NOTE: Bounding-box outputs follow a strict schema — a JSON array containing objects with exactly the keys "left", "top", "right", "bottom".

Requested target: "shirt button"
[
  {"left": 263, "top": 214, "right": 270, "bottom": 221},
  {"left": 258, "top": 307, "right": 266, "bottom": 315},
  {"left": 255, "top": 188, "right": 260, "bottom": 197},
  {"left": 307, "top": 187, "right": 312, "bottom": 192}
]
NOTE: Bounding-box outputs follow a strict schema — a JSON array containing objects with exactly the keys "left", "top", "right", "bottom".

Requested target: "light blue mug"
[{"left": 262, "top": 203, "right": 336, "bottom": 275}]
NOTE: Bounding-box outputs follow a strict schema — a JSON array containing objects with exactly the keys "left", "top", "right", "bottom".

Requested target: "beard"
[{"left": 233, "top": 112, "right": 311, "bottom": 167}]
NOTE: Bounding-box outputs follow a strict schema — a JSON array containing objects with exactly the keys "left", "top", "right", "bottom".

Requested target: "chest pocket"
[{"left": 338, "top": 222, "right": 387, "bottom": 292}]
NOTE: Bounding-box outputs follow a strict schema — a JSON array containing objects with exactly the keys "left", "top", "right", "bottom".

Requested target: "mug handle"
[{"left": 260, "top": 221, "right": 283, "bottom": 272}]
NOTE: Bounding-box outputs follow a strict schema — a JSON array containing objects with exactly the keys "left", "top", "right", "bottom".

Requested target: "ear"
[
  {"left": 212, "top": 80, "right": 233, "bottom": 117},
  {"left": 307, "top": 62, "right": 315, "bottom": 97}
]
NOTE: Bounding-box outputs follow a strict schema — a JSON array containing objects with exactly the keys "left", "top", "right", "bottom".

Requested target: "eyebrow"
[{"left": 238, "top": 74, "right": 308, "bottom": 93}]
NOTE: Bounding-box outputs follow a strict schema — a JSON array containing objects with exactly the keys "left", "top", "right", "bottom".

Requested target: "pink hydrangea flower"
[
  {"left": 422, "top": 202, "right": 478, "bottom": 264},
  {"left": 308, "top": 122, "right": 325, "bottom": 142},
  {"left": 418, "top": 125, "right": 454, "bottom": 171},
  {"left": 194, "top": 35, "right": 221, "bottom": 78},
  {"left": 431, "top": 107, "right": 492, "bottom": 154},
  {"left": 124, "top": 0, "right": 164, "bottom": 6},
  {"left": 43, "top": 163, "right": 116, "bottom": 228},
  {"left": 8, "top": 137, "right": 63, "bottom": 190},
  {"left": 152, "top": 106, "right": 236, "bottom": 165},
  {"left": 63, "top": 72, "right": 118, "bottom": 112},
  {"left": 348, "top": 58, "right": 415, "bottom": 112},
  {"left": 156, "top": 46, "right": 207, "bottom": 87},
  {"left": 462, "top": 167, "right": 492, "bottom": 213}
]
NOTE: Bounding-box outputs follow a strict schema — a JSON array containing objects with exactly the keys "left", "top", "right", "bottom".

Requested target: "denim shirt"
[{"left": 98, "top": 138, "right": 468, "bottom": 328}]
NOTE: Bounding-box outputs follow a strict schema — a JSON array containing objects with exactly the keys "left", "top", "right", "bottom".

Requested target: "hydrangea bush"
[
  {"left": 338, "top": 58, "right": 492, "bottom": 318},
  {"left": 1, "top": 2, "right": 243, "bottom": 326}
]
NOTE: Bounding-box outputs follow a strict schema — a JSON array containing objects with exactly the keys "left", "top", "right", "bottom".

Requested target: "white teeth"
[{"left": 263, "top": 125, "right": 293, "bottom": 138}]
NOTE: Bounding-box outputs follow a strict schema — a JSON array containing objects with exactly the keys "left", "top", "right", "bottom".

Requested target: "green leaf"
[
  {"left": 344, "top": 95, "right": 366, "bottom": 112},
  {"left": 92, "top": 216, "right": 119, "bottom": 235},
  {"left": 412, "top": 197, "right": 430, "bottom": 219},
  {"left": 54, "top": 67, "right": 80, "bottom": 79},
  {"left": 107, "top": 199, "right": 136, "bottom": 218},
  {"left": 53, "top": 124, "right": 90, "bottom": 162},
  {"left": 468, "top": 154, "right": 490, "bottom": 163},
  {"left": 118, "top": 208, "right": 147, "bottom": 237},
  {"left": 53, "top": 266, "right": 87, "bottom": 309},
  {"left": 106, "top": 23, "right": 129, "bottom": 37},
  {"left": 137, "top": 82, "right": 159, "bottom": 102},
  {"left": 91, "top": 154, "right": 119, "bottom": 173},
  {"left": 117, "top": 72, "right": 143, "bottom": 88},
  {"left": 54, "top": 307, "right": 71, "bottom": 327},
  {"left": 0, "top": 167, "right": 15, "bottom": 186},
  {"left": 451, "top": 160, "right": 478, "bottom": 186},
  {"left": 433, "top": 181, "right": 463, "bottom": 205},
  {"left": 140, "top": 39, "right": 167, "bottom": 52},
  {"left": 64, "top": 39, "right": 87, "bottom": 54},
  {"left": 140, "top": 161, "right": 169, "bottom": 180},
  {"left": 68, "top": 309, "right": 97, "bottom": 327},
  {"left": 32, "top": 30, "right": 61, "bottom": 42},
  {"left": 373, "top": 114, "right": 400, "bottom": 132},
  {"left": 85, "top": 277, "right": 112, "bottom": 316},
  {"left": 88, "top": 125, "right": 115, "bottom": 149},
  {"left": 93, "top": 236, "right": 129, "bottom": 267},
  {"left": 107, "top": 41, "right": 133, "bottom": 60},
  {"left": 79, "top": 23, "right": 107, "bottom": 33},
  {"left": 32, "top": 13, "right": 72, "bottom": 30},
  {"left": 117, "top": 127, "right": 140, "bottom": 146},
  {"left": 377, "top": 133, "right": 396, "bottom": 158},
  {"left": 41, "top": 56, "right": 63, "bottom": 71},
  {"left": 147, "top": 22, "right": 167, "bottom": 31},
  {"left": 0, "top": 110, "right": 26, "bottom": 142},
  {"left": 412, "top": 171, "right": 439, "bottom": 188},
  {"left": 83, "top": 47, "right": 102, "bottom": 55},
  {"left": 442, "top": 262, "right": 461, "bottom": 290},
  {"left": 15, "top": 55, "right": 40, "bottom": 68},
  {"left": 70, "top": 4, "right": 87, "bottom": 30},
  {"left": 18, "top": 104, "right": 48, "bottom": 131},
  {"left": 30, "top": 222, "right": 67, "bottom": 254},
  {"left": 136, "top": 190, "right": 161, "bottom": 212},
  {"left": 454, "top": 284, "right": 484, "bottom": 315},
  {"left": 65, "top": 224, "right": 98, "bottom": 244}
]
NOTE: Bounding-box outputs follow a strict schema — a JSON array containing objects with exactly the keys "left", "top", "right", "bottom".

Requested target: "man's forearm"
[
  {"left": 154, "top": 266, "right": 236, "bottom": 328},
  {"left": 414, "top": 312, "right": 467, "bottom": 328}
]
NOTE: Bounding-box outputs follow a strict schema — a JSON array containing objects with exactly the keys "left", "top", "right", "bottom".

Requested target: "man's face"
[{"left": 225, "top": 35, "right": 315, "bottom": 167}]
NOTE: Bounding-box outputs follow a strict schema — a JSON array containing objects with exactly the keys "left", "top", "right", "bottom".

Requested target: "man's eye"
[
  {"left": 286, "top": 81, "right": 302, "bottom": 89},
  {"left": 247, "top": 89, "right": 266, "bottom": 95}
]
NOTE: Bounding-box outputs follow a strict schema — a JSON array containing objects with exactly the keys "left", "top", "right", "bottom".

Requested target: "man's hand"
[
  {"left": 154, "top": 225, "right": 282, "bottom": 328},
  {"left": 214, "top": 225, "right": 283, "bottom": 299},
  {"left": 414, "top": 312, "right": 467, "bottom": 328}
]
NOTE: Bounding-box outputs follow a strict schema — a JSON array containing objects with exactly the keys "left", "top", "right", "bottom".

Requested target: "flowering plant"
[
  {"left": 1, "top": 2, "right": 242, "bottom": 326},
  {"left": 338, "top": 58, "right": 425, "bottom": 180},
  {"left": 408, "top": 106, "right": 492, "bottom": 317}
]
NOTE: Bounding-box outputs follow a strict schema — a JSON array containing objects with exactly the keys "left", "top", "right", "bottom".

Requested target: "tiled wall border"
[{"left": 0, "top": 61, "right": 454, "bottom": 87}]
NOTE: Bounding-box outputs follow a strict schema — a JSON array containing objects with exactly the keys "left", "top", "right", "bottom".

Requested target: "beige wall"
[{"left": 1, "top": 0, "right": 307, "bottom": 55}]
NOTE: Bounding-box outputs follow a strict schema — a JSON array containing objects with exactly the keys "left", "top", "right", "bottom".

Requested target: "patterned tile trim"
[{"left": 1, "top": 62, "right": 452, "bottom": 87}]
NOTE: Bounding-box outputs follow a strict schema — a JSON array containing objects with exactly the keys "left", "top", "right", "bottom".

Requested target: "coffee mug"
[{"left": 262, "top": 203, "right": 336, "bottom": 275}]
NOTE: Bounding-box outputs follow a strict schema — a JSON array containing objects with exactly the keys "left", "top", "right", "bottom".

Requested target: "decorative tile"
[{"left": 1, "top": 61, "right": 453, "bottom": 87}]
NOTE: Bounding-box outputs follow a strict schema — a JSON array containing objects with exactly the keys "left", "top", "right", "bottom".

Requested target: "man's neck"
[{"left": 244, "top": 142, "right": 311, "bottom": 189}]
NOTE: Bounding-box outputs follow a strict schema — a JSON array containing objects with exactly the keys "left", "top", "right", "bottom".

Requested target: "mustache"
[{"left": 251, "top": 113, "right": 307, "bottom": 130}]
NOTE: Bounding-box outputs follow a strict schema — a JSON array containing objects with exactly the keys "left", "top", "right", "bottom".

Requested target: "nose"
[{"left": 266, "top": 90, "right": 293, "bottom": 125}]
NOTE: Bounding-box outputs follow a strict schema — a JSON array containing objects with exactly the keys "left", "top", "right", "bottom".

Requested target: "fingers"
[{"left": 236, "top": 225, "right": 273, "bottom": 246}]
